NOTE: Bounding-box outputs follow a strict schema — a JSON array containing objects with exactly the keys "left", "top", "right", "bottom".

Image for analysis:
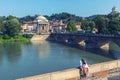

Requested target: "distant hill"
[
  {"left": 19, "top": 12, "right": 83, "bottom": 23},
  {"left": 86, "top": 14, "right": 106, "bottom": 20}
]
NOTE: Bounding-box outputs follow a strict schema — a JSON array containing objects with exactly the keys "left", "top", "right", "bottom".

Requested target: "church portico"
[{"left": 33, "top": 16, "right": 50, "bottom": 34}]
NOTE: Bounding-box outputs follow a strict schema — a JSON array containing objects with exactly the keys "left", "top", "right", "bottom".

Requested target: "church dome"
[
  {"left": 36, "top": 16, "right": 48, "bottom": 22},
  {"left": 112, "top": 6, "right": 118, "bottom": 12}
]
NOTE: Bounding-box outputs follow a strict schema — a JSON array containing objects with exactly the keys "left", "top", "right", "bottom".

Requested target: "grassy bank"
[
  {"left": 0, "top": 34, "right": 33, "bottom": 42},
  {"left": 109, "top": 41, "right": 120, "bottom": 51}
]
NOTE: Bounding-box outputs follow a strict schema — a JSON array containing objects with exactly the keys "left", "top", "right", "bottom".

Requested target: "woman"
[{"left": 81, "top": 59, "right": 89, "bottom": 77}]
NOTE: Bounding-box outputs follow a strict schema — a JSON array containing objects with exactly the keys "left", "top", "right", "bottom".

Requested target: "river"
[{"left": 0, "top": 41, "right": 114, "bottom": 80}]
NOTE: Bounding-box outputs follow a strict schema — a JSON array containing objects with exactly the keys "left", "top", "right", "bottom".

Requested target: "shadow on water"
[
  {"left": 109, "top": 50, "right": 120, "bottom": 59},
  {"left": 69, "top": 44, "right": 114, "bottom": 59},
  {"left": 49, "top": 41, "right": 116, "bottom": 59},
  {"left": 109, "top": 41, "right": 120, "bottom": 59}
]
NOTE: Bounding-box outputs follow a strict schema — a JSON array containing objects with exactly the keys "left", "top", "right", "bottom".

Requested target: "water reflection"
[
  {"left": 0, "top": 42, "right": 23, "bottom": 64},
  {"left": 109, "top": 50, "right": 120, "bottom": 59},
  {"left": 85, "top": 48, "right": 113, "bottom": 59},
  {"left": 109, "top": 41, "right": 120, "bottom": 59},
  {"left": 0, "top": 41, "right": 114, "bottom": 80},
  {"left": 66, "top": 44, "right": 113, "bottom": 59},
  {"left": 63, "top": 46, "right": 113, "bottom": 64},
  {"left": 31, "top": 41, "right": 50, "bottom": 59}
]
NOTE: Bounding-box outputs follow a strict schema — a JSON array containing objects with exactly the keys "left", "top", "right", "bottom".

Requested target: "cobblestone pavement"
[
  {"left": 108, "top": 72, "right": 120, "bottom": 80},
  {"left": 79, "top": 68, "right": 120, "bottom": 80}
]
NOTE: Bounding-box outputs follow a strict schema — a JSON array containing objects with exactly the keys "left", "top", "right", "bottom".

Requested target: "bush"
[
  {"left": 2, "top": 34, "right": 10, "bottom": 39},
  {"left": 23, "top": 34, "right": 33, "bottom": 38},
  {"left": 14, "top": 35, "right": 24, "bottom": 39}
]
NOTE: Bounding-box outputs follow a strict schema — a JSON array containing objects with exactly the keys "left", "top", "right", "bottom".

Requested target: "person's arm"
[
  {"left": 86, "top": 64, "right": 89, "bottom": 73},
  {"left": 80, "top": 61, "right": 82, "bottom": 67}
]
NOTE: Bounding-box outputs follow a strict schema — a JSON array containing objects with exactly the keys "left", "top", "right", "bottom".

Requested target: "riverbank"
[
  {"left": 17, "top": 60, "right": 120, "bottom": 80},
  {"left": 0, "top": 38, "right": 30, "bottom": 42},
  {"left": 0, "top": 34, "right": 33, "bottom": 42}
]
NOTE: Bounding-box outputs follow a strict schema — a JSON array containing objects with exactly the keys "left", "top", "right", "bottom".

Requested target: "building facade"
[
  {"left": 76, "top": 22, "right": 81, "bottom": 30},
  {"left": 33, "top": 16, "right": 50, "bottom": 34},
  {"left": 111, "top": 6, "right": 119, "bottom": 14},
  {"left": 50, "top": 20, "right": 67, "bottom": 33},
  {"left": 21, "top": 21, "right": 34, "bottom": 33}
]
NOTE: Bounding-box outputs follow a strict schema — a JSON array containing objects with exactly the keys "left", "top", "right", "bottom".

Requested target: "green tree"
[
  {"left": 19, "top": 15, "right": 35, "bottom": 23},
  {"left": 3, "top": 16, "right": 21, "bottom": 37},
  {"left": 109, "top": 18, "right": 120, "bottom": 34},
  {"left": 66, "top": 20, "right": 77, "bottom": 32},
  {"left": 108, "top": 13, "right": 120, "bottom": 19},
  {"left": 0, "top": 17, "right": 3, "bottom": 32},
  {"left": 81, "top": 19, "right": 91, "bottom": 31},
  {"left": 94, "top": 15, "right": 109, "bottom": 34},
  {"left": 6, "top": 15, "right": 17, "bottom": 20},
  {"left": 89, "top": 21, "right": 96, "bottom": 30}
]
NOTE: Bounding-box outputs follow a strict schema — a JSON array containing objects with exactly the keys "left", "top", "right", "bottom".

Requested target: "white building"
[
  {"left": 111, "top": 6, "right": 119, "bottom": 14},
  {"left": 33, "top": 16, "right": 50, "bottom": 34}
]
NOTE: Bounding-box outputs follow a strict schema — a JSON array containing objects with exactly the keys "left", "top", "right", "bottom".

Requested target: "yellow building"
[{"left": 21, "top": 21, "right": 34, "bottom": 33}]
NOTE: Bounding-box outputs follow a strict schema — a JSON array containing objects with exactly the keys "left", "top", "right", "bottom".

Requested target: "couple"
[{"left": 79, "top": 59, "right": 89, "bottom": 78}]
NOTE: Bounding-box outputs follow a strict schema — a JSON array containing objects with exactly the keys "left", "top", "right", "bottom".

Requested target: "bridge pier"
[
  {"left": 78, "top": 40, "right": 85, "bottom": 47},
  {"left": 96, "top": 40, "right": 109, "bottom": 50}
]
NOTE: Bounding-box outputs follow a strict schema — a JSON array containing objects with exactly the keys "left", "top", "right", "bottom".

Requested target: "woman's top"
[{"left": 82, "top": 63, "right": 89, "bottom": 68}]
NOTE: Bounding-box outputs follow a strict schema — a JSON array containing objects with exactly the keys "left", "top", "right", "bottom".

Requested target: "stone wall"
[
  {"left": 17, "top": 60, "right": 120, "bottom": 80},
  {"left": 30, "top": 34, "right": 50, "bottom": 41}
]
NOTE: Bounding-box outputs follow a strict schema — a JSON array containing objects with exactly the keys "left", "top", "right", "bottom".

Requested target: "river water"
[{"left": 0, "top": 41, "right": 114, "bottom": 80}]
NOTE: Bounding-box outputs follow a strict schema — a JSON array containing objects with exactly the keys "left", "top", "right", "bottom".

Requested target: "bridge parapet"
[
  {"left": 49, "top": 33, "right": 120, "bottom": 49},
  {"left": 17, "top": 60, "right": 120, "bottom": 80}
]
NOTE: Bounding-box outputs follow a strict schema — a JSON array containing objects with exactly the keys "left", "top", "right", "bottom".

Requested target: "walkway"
[{"left": 79, "top": 68, "right": 120, "bottom": 80}]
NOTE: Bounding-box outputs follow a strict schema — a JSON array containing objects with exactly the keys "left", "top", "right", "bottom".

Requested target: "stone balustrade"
[{"left": 17, "top": 60, "right": 120, "bottom": 80}]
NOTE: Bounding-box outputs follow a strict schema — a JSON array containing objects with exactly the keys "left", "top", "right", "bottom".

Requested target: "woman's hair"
[{"left": 82, "top": 59, "right": 86, "bottom": 64}]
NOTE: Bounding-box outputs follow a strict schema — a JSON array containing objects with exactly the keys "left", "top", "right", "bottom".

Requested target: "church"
[
  {"left": 33, "top": 16, "right": 50, "bottom": 34},
  {"left": 110, "top": 6, "right": 119, "bottom": 14}
]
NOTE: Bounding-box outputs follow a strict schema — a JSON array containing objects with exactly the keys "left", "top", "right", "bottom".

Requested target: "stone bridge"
[{"left": 49, "top": 33, "right": 120, "bottom": 49}]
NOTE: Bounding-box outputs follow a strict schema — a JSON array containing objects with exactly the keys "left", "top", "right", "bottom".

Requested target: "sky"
[{"left": 0, "top": 0, "right": 120, "bottom": 17}]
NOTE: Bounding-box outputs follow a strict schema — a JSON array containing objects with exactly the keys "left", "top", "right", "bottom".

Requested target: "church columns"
[
  {"left": 34, "top": 16, "right": 49, "bottom": 34},
  {"left": 36, "top": 23, "right": 49, "bottom": 33}
]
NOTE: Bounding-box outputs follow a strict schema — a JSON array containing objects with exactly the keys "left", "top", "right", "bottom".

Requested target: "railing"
[{"left": 17, "top": 60, "right": 120, "bottom": 80}]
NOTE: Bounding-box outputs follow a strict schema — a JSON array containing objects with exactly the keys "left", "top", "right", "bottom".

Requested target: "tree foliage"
[
  {"left": 49, "top": 12, "right": 83, "bottom": 23},
  {"left": 0, "top": 17, "right": 3, "bottom": 30},
  {"left": 19, "top": 12, "right": 83, "bottom": 24},
  {"left": 19, "top": 15, "right": 36, "bottom": 23},
  {"left": 3, "top": 16, "right": 21, "bottom": 37},
  {"left": 81, "top": 20, "right": 90, "bottom": 30},
  {"left": 66, "top": 20, "right": 77, "bottom": 32},
  {"left": 94, "top": 15, "right": 110, "bottom": 34},
  {"left": 81, "top": 20, "right": 95, "bottom": 31},
  {"left": 109, "top": 18, "right": 120, "bottom": 34}
]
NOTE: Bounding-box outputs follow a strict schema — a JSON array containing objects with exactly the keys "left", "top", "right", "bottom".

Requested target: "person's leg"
[
  {"left": 83, "top": 68, "right": 88, "bottom": 78},
  {"left": 84, "top": 73, "right": 87, "bottom": 78},
  {"left": 79, "top": 67, "right": 84, "bottom": 79}
]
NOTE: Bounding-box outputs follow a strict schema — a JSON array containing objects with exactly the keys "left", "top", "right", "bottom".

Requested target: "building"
[
  {"left": 76, "top": 22, "right": 81, "bottom": 30},
  {"left": 33, "top": 16, "right": 50, "bottom": 34},
  {"left": 111, "top": 6, "right": 119, "bottom": 14},
  {"left": 21, "top": 21, "right": 34, "bottom": 33},
  {"left": 50, "top": 20, "right": 67, "bottom": 33}
]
